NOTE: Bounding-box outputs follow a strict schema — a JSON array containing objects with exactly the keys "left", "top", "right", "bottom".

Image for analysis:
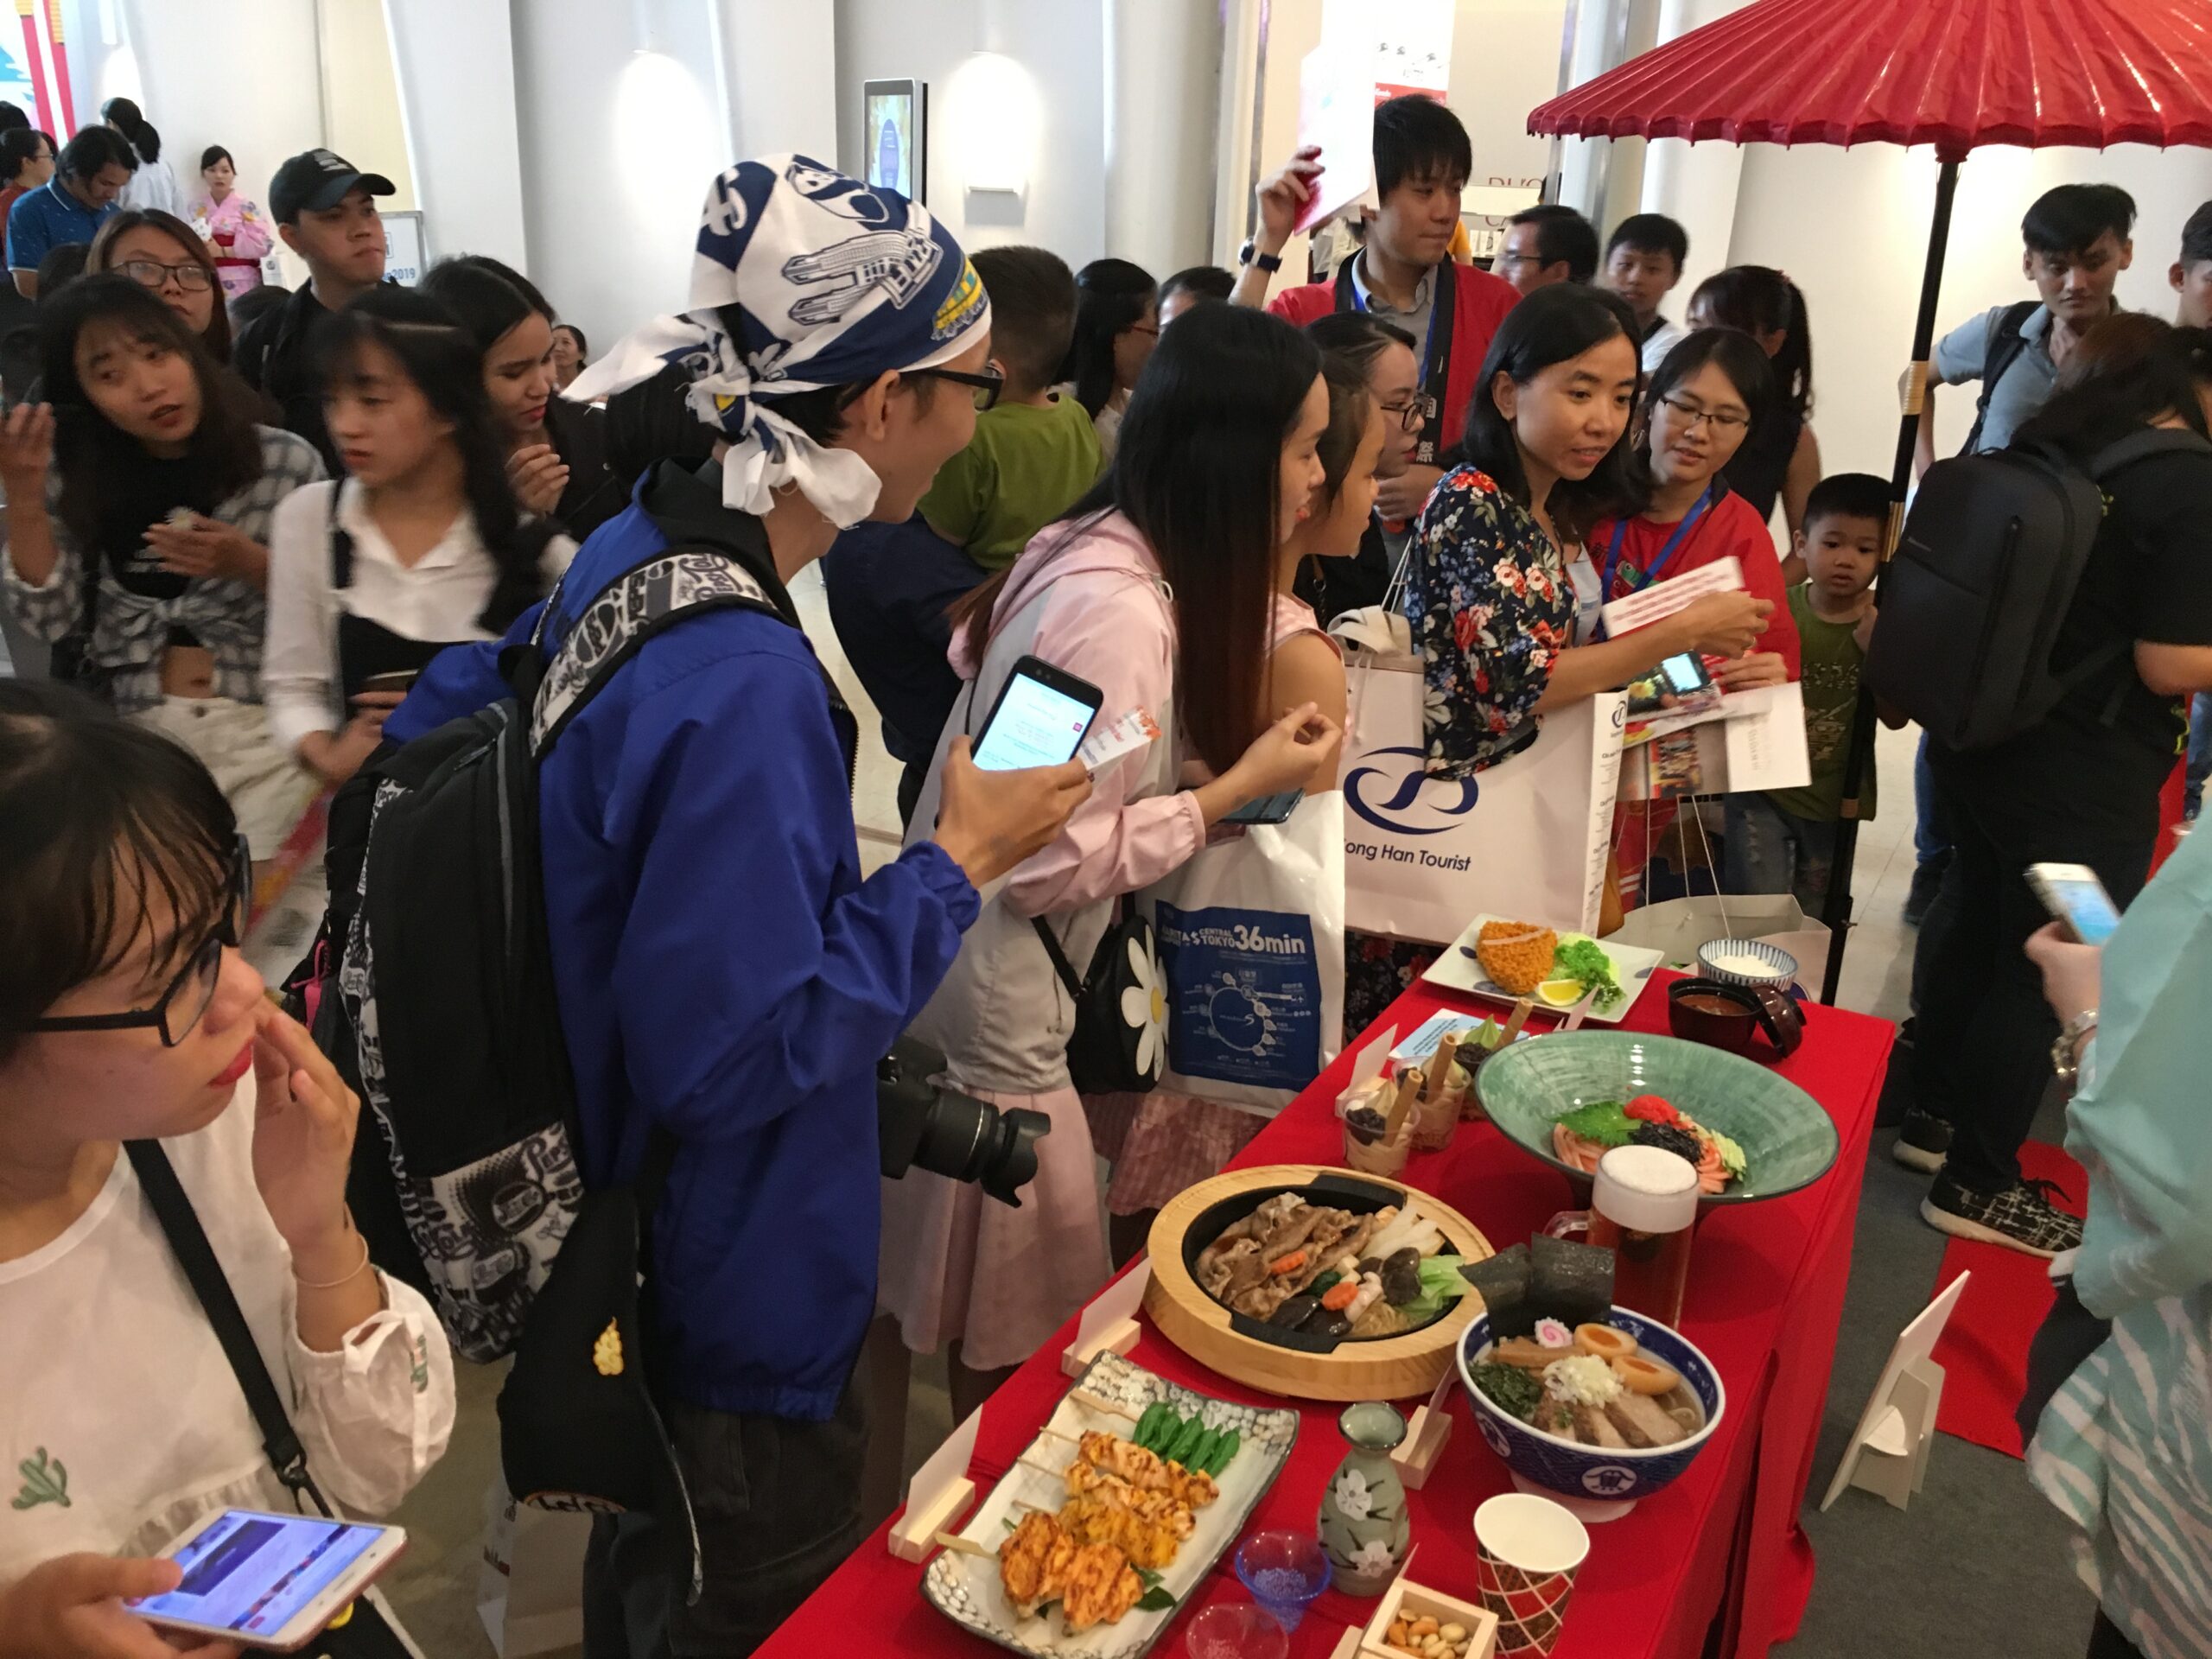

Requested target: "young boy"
[
  {"left": 1723, "top": 473, "right": 1887, "bottom": 912},
  {"left": 1601, "top": 212, "right": 1690, "bottom": 371},
  {"left": 918, "top": 244, "right": 1101, "bottom": 571}
]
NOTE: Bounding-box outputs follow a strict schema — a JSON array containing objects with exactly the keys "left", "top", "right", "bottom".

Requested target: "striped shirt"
[
  {"left": 2028, "top": 823, "right": 2212, "bottom": 1659},
  {"left": 1, "top": 426, "right": 324, "bottom": 712}
]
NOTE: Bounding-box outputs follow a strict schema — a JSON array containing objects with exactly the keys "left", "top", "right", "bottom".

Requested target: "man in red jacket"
[{"left": 1231, "top": 95, "right": 1518, "bottom": 524}]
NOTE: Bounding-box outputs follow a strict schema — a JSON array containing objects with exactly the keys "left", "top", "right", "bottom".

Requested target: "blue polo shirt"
[{"left": 7, "top": 178, "right": 113, "bottom": 272}]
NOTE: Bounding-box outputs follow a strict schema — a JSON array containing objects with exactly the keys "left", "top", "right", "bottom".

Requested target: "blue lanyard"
[{"left": 1604, "top": 483, "right": 1718, "bottom": 601}]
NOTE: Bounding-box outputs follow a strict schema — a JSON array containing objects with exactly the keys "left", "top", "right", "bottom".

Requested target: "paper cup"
[{"left": 1472, "top": 1493, "right": 1591, "bottom": 1656}]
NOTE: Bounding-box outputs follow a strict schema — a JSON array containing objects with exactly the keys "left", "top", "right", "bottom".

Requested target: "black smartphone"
[
  {"left": 971, "top": 655, "right": 1103, "bottom": 772},
  {"left": 1657, "top": 652, "right": 1715, "bottom": 697},
  {"left": 1222, "top": 789, "right": 1303, "bottom": 825}
]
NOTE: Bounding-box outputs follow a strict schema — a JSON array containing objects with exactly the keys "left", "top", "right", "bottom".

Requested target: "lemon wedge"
[{"left": 1535, "top": 978, "right": 1586, "bottom": 1007}]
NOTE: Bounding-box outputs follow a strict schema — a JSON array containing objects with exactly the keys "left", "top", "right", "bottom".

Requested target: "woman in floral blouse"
[{"left": 1346, "top": 287, "right": 1770, "bottom": 1029}]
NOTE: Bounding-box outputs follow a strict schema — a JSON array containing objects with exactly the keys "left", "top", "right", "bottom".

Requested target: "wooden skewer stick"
[
  {"left": 1382, "top": 1067, "right": 1421, "bottom": 1144},
  {"left": 1019, "top": 1453, "right": 1072, "bottom": 1479},
  {"left": 1034, "top": 1424, "right": 1079, "bottom": 1443},
  {"left": 1067, "top": 1389, "right": 1143, "bottom": 1423},
  {"left": 934, "top": 1531, "right": 998, "bottom": 1558}
]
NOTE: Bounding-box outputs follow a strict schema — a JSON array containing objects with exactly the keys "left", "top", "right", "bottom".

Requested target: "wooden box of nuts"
[{"left": 1362, "top": 1576, "right": 1497, "bottom": 1659}]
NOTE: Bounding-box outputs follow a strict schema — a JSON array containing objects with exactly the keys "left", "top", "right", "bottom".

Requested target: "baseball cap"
[{"left": 269, "top": 148, "right": 395, "bottom": 223}]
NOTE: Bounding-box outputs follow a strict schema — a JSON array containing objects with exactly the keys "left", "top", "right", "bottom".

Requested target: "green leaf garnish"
[
  {"left": 1135, "top": 1586, "right": 1178, "bottom": 1612},
  {"left": 1556, "top": 1101, "right": 1636, "bottom": 1147}
]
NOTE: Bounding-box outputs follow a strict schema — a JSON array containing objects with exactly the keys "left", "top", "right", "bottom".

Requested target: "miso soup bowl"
[{"left": 1455, "top": 1307, "right": 1726, "bottom": 1522}]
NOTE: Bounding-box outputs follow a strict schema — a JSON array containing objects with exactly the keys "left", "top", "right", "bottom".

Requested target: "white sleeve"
[
  {"left": 283, "top": 1274, "right": 457, "bottom": 1517},
  {"left": 262, "top": 483, "right": 340, "bottom": 755},
  {"left": 541, "top": 531, "right": 578, "bottom": 582}
]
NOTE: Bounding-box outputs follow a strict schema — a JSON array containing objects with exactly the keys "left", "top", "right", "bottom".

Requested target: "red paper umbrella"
[
  {"left": 1528, "top": 0, "right": 2212, "bottom": 1000},
  {"left": 1530, "top": 0, "right": 2212, "bottom": 157}
]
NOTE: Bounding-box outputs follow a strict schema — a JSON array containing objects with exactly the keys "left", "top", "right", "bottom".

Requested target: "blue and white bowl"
[
  {"left": 1456, "top": 1308, "right": 1726, "bottom": 1522},
  {"left": 1694, "top": 937, "right": 1797, "bottom": 990}
]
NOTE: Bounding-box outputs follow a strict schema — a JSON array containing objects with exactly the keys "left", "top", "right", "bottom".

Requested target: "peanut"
[{"left": 1411, "top": 1618, "right": 1440, "bottom": 1638}]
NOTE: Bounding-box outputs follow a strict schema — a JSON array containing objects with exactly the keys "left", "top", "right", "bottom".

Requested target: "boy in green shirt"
[
  {"left": 919, "top": 245, "right": 1103, "bottom": 570},
  {"left": 1723, "top": 474, "right": 1888, "bottom": 912}
]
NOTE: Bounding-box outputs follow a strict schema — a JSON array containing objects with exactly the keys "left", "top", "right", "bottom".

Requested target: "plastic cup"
[
  {"left": 1185, "top": 1601, "right": 1289, "bottom": 1659},
  {"left": 1233, "top": 1530, "right": 1332, "bottom": 1634},
  {"left": 1472, "top": 1493, "right": 1591, "bottom": 1656}
]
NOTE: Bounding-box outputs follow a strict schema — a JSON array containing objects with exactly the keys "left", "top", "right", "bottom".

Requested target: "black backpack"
[
  {"left": 328, "top": 543, "right": 785, "bottom": 1362},
  {"left": 1960, "top": 300, "right": 2038, "bottom": 456},
  {"left": 1865, "top": 429, "right": 2211, "bottom": 751}
]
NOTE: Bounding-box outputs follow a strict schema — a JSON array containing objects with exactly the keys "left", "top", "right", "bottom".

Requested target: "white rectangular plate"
[
  {"left": 1420, "top": 914, "right": 1662, "bottom": 1026},
  {"left": 920, "top": 1351, "right": 1300, "bottom": 1658}
]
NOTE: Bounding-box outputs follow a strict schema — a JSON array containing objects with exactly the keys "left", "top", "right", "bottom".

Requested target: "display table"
[{"left": 759, "top": 971, "right": 1891, "bottom": 1659}]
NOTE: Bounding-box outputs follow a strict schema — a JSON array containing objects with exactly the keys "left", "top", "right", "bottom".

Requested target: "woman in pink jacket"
[
  {"left": 871, "top": 304, "right": 1345, "bottom": 1446},
  {"left": 190, "top": 146, "right": 270, "bottom": 302}
]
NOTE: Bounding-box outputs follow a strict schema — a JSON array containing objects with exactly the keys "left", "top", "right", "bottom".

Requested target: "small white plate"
[{"left": 1420, "top": 914, "right": 1663, "bottom": 1026}]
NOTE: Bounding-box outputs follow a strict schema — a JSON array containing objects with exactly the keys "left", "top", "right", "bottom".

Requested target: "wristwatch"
[
  {"left": 1238, "top": 238, "right": 1284, "bottom": 274},
  {"left": 2051, "top": 1008, "right": 2098, "bottom": 1087}
]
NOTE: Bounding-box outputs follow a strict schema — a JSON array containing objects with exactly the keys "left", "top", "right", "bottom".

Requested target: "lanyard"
[
  {"left": 1335, "top": 255, "right": 1456, "bottom": 467},
  {"left": 1603, "top": 482, "right": 1718, "bottom": 602}
]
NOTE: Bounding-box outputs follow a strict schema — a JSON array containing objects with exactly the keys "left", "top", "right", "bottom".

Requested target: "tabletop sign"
[
  {"left": 890, "top": 1403, "right": 983, "bottom": 1563},
  {"left": 1391, "top": 1364, "right": 1457, "bottom": 1490},
  {"left": 1062, "top": 1259, "right": 1152, "bottom": 1378}
]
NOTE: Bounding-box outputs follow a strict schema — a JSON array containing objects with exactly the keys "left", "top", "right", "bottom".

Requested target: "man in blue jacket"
[{"left": 390, "top": 156, "right": 1087, "bottom": 1655}]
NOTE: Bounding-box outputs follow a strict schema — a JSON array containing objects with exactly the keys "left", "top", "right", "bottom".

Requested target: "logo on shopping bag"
[{"left": 1343, "top": 746, "right": 1480, "bottom": 836}]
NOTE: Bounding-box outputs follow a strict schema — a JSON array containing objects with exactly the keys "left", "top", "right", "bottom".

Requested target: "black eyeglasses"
[
  {"left": 1655, "top": 391, "right": 1750, "bottom": 434},
  {"left": 1380, "top": 393, "right": 1438, "bottom": 434},
  {"left": 118, "top": 257, "right": 215, "bottom": 294},
  {"left": 28, "top": 835, "right": 250, "bottom": 1048},
  {"left": 910, "top": 363, "right": 1005, "bottom": 413}
]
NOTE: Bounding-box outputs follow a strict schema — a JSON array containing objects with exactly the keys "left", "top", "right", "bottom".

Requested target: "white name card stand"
[
  {"left": 1390, "top": 1367, "right": 1455, "bottom": 1490},
  {"left": 889, "top": 1403, "right": 982, "bottom": 1563},
  {"left": 1062, "top": 1260, "right": 1151, "bottom": 1377},
  {"left": 1821, "top": 1271, "right": 1971, "bottom": 1514}
]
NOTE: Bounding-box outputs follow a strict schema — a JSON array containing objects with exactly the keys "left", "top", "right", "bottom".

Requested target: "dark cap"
[{"left": 269, "top": 148, "right": 395, "bottom": 223}]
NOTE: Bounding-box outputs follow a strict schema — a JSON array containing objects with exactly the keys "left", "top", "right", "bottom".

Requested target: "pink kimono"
[{"left": 192, "top": 193, "right": 271, "bottom": 300}]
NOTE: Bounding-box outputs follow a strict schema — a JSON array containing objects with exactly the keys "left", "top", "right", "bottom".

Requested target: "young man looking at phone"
[{"left": 1236, "top": 94, "right": 1518, "bottom": 524}]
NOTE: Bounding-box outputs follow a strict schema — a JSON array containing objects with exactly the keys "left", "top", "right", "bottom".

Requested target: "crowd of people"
[{"left": 1, "top": 83, "right": 2209, "bottom": 1659}]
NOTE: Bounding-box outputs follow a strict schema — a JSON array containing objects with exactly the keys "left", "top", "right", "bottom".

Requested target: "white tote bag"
[
  {"left": 1336, "top": 608, "right": 1626, "bottom": 942},
  {"left": 1138, "top": 791, "right": 1346, "bottom": 1115}
]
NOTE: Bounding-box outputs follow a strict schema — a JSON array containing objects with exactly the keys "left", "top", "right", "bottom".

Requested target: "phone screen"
[
  {"left": 1223, "top": 789, "right": 1303, "bottom": 825},
  {"left": 1659, "top": 652, "right": 1712, "bottom": 696},
  {"left": 974, "top": 672, "right": 1096, "bottom": 772},
  {"left": 2045, "top": 875, "right": 2121, "bottom": 945},
  {"left": 133, "top": 1510, "right": 385, "bottom": 1639}
]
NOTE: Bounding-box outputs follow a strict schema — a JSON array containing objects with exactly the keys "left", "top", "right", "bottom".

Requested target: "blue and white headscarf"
[{"left": 566, "top": 154, "right": 991, "bottom": 527}]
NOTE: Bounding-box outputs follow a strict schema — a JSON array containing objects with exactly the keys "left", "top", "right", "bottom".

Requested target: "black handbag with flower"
[{"left": 1033, "top": 907, "right": 1164, "bottom": 1095}]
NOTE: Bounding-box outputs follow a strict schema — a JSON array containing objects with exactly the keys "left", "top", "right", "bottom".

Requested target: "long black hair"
[
  {"left": 1314, "top": 353, "right": 1374, "bottom": 506},
  {"left": 0, "top": 679, "right": 234, "bottom": 1063},
  {"left": 313, "top": 287, "right": 555, "bottom": 631},
  {"left": 101, "top": 95, "right": 161, "bottom": 165},
  {"left": 1454, "top": 283, "right": 1646, "bottom": 542},
  {"left": 39, "top": 276, "right": 265, "bottom": 551},
  {"left": 1058, "top": 257, "right": 1155, "bottom": 417},
  {"left": 2017, "top": 316, "right": 2212, "bottom": 457},
  {"left": 418, "top": 256, "right": 541, "bottom": 356},
  {"left": 1689, "top": 266, "right": 1811, "bottom": 423},
  {"left": 1639, "top": 327, "right": 1776, "bottom": 471},
  {"left": 961, "top": 303, "right": 1323, "bottom": 773}
]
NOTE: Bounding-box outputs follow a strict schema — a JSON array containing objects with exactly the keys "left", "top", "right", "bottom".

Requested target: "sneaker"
[
  {"left": 1892, "top": 1108, "right": 1952, "bottom": 1173},
  {"left": 1921, "top": 1172, "right": 2084, "bottom": 1258},
  {"left": 1904, "top": 859, "right": 1948, "bottom": 926}
]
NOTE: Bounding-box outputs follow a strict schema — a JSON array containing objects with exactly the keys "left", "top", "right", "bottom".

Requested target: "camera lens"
[{"left": 906, "top": 1091, "right": 1050, "bottom": 1208}]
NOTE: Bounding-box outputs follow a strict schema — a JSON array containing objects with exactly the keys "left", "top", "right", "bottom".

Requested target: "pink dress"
[
  {"left": 879, "top": 514, "right": 1205, "bottom": 1371},
  {"left": 191, "top": 193, "right": 271, "bottom": 300},
  {"left": 1088, "top": 594, "right": 1343, "bottom": 1213}
]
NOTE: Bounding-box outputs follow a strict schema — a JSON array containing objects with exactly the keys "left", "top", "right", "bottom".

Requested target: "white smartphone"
[
  {"left": 131, "top": 1508, "right": 406, "bottom": 1652},
  {"left": 2025, "top": 862, "right": 2123, "bottom": 946}
]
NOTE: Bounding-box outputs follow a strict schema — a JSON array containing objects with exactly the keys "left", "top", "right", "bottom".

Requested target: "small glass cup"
[
  {"left": 1185, "top": 1601, "right": 1290, "bottom": 1659},
  {"left": 1343, "top": 1106, "right": 1413, "bottom": 1177},
  {"left": 1234, "top": 1531, "right": 1332, "bottom": 1633}
]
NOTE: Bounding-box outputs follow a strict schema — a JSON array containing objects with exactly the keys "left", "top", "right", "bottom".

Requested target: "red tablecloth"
[{"left": 760, "top": 973, "right": 1891, "bottom": 1659}]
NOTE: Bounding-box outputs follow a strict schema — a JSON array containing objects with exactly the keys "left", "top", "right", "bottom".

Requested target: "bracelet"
[
  {"left": 2051, "top": 1008, "right": 2098, "bottom": 1087},
  {"left": 294, "top": 1218, "right": 372, "bottom": 1290}
]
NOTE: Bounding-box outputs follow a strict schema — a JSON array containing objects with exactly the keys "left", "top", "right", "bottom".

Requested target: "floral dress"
[{"left": 1343, "top": 468, "right": 1576, "bottom": 1036}]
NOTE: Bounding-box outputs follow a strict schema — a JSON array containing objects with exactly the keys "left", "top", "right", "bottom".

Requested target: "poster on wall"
[
  {"left": 861, "top": 79, "right": 926, "bottom": 204},
  {"left": 380, "top": 213, "right": 427, "bottom": 287}
]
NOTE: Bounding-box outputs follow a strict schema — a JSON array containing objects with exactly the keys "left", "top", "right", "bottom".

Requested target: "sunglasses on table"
[
  {"left": 907, "top": 363, "right": 1004, "bottom": 412},
  {"left": 116, "top": 257, "right": 216, "bottom": 294},
  {"left": 27, "top": 834, "right": 251, "bottom": 1048}
]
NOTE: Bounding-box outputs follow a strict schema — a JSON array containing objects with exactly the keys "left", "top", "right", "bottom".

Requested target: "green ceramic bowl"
[{"left": 1474, "top": 1031, "right": 1840, "bottom": 1205}]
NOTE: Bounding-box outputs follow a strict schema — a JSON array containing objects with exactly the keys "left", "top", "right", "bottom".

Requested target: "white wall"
[
  {"left": 834, "top": 0, "right": 1108, "bottom": 270},
  {"left": 385, "top": 0, "right": 527, "bottom": 272}
]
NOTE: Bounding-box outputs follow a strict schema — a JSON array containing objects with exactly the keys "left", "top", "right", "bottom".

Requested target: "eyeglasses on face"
[
  {"left": 1379, "top": 393, "right": 1437, "bottom": 433},
  {"left": 26, "top": 835, "right": 251, "bottom": 1048},
  {"left": 118, "top": 257, "right": 214, "bottom": 294},
  {"left": 1656, "top": 391, "right": 1749, "bottom": 434},
  {"left": 909, "top": 363, "right": 1005, "bottom": 413}
]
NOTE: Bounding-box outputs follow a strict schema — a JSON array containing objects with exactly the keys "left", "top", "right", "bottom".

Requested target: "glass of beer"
[{"left": 1543, "top": 1144, "right": 1700, "bottom": 1325}]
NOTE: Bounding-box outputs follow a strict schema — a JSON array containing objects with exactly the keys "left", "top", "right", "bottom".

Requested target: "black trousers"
[
  {"left": 2088, "top": 1609, "right": 2146, "bottom": 1659},
  {"left": 1910, "top": 748, "right": 2153, "bottom": 1193},
  {"left": 583, "top": 1382, "right": 867, "bottom": 1658}
]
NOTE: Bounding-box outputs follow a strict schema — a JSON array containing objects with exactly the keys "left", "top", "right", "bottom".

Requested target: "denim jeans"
[
  {"left": 1913, "top": 732, "right": 1951, "bottom": 868},
  {"left": 1723, "top": 794, "right": 1840, "bottom": 916},
  {"left": 2187, "top": 693, "right": 2211, "bottom": 818}
]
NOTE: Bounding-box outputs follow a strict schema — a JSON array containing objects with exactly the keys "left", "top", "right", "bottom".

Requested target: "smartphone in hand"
[
  {"left": 2025, "top": 862, "right": 2121, "bottom": 945},
  {"left": 971, "top": 656, "right": 1103, "bottom": 772},
  {"left": 133, "top": 1508, "right": 406, "bottom": 1651}
]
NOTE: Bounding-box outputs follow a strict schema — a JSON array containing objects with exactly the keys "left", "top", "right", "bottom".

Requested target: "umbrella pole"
[{"left": 1817, "top": 155, "right": 1963, "bottom": 1005}]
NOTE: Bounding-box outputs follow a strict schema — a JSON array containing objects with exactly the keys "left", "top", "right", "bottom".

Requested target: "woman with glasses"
[
  {"left": 88, "top": 209, "right": 234, "bottom": 364},
  {"left": 0, "top": 680, "right": 453, "bottom": 1656},
  {"left": 190, "top": 145, "right": 271, "bottom": 302},
  {"left": 1686, "top": 265, "right": 1821, "bottom": 548},
  {"left": 1299, "top": 310, "right": 1429, "bottom": 620},
  {"left": 0, "top": 276, "right": 323, "bottom": 871},
  {"left": 1057, "top": 257, "right": 1157, "bottom": 462}
]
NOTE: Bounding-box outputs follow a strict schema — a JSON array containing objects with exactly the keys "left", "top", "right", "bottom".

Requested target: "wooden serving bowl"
[{"left": 1144, "top": 1165, "right": 1495, "bottom": 1403}]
